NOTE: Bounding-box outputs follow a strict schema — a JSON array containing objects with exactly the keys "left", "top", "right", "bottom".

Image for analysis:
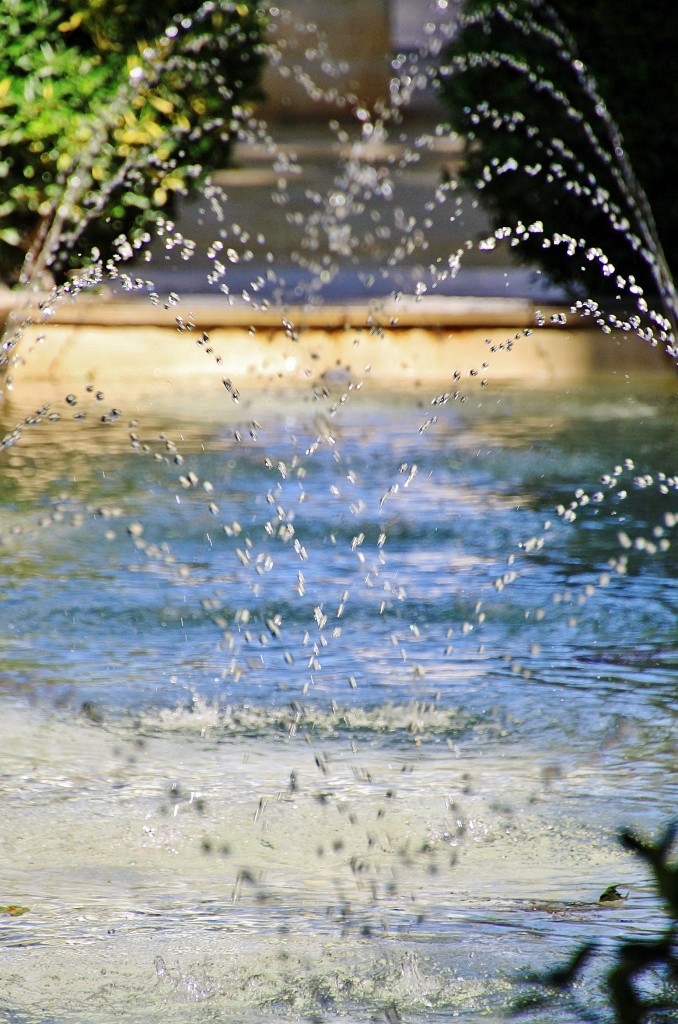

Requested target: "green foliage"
[
  {"left": 515, "top": 821, "right": 678, "bottom": 1022},
  {"left": 436, "top": 0, "right": 678, "bottom": 304},
  {"left": 0, "top": 0, "right": 267, "bottom": 284}
]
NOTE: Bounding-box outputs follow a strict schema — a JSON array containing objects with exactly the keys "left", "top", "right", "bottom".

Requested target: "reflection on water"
[{"left": 1, "top": 380, "right": 678, "bottom": 1021}]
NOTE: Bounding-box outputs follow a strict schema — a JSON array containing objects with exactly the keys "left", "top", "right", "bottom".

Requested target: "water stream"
[{"left": 1, "top": 3, "right": 677, "bottom": 1022}]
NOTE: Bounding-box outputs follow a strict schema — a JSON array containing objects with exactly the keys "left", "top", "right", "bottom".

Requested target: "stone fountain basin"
[{"left": 2, "top": 292, "right": 671, "bottom": 405}]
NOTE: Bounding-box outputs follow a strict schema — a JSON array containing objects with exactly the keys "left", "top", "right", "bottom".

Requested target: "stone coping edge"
[{"left": 1, "top": 290, "right": 584, "bottom": 330}]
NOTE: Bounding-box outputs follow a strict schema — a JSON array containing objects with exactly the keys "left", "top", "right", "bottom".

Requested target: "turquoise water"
[{"left": 1, "top": 376, "right": 677, "bottom": 1021}]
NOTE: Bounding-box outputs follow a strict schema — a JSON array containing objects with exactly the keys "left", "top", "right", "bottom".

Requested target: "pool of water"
[{"left": 1, "top": 375, "right": 677, "bottom": 1022}]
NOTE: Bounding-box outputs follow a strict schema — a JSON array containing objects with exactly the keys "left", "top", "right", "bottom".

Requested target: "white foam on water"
[{"left": 1, "top": 701, "right": 667, "bottom": 1022}]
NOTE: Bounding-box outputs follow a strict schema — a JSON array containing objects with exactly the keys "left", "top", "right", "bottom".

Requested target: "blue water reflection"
[{"left": 2, "top": 381, "right": 676, "bottom": 758}]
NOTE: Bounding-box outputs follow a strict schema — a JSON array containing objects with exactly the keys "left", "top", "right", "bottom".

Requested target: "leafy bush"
[
  {"left": 516, "top": 821, "right": 678, "bottom": 1022},
  {"left": 436, "top": 0, "right": 678, "bottom": 308},
  {"left": 0, "top": 0, "right": 267, "bottom": 285}
]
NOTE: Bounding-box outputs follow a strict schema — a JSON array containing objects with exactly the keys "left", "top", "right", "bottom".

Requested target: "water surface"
[{"left": 1, "top": 377, "right": 677, "bottom": 1022}]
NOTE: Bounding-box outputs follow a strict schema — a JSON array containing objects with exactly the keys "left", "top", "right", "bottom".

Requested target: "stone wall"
[
  {"left": 259, "top": 0, "right": 392, "bottom": 120},
  {"left": 258, "top": 0, "right": 455, "bottom": 121}
]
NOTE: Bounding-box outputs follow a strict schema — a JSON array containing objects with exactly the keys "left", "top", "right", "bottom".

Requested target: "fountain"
[{"left": 1, "top": 3, "right": 677, "bottom": 1022}]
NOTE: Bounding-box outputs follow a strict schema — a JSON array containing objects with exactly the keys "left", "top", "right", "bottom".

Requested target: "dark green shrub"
[
  {"left": 0, "top": 0, "right": 267, "bottom": 285},
  {"left": 436, "top": 0, "right": 678, "bottom": 310},
  {"left": 515, "top": 821, "right": 678, "bottom": 1022}
]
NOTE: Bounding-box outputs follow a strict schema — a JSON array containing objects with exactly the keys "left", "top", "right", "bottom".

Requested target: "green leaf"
[
  {"left": 543, "top": 941, "right": 598, "bottom": 989},
  {"left": 0, "top": 227, "right": 21, "bottom": 246},
  {"left": 0, "top": 903, "right": 29, "bottom": 916},
  {"left": 599, "top": 884, "right": 629, "bottom": 903}
]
